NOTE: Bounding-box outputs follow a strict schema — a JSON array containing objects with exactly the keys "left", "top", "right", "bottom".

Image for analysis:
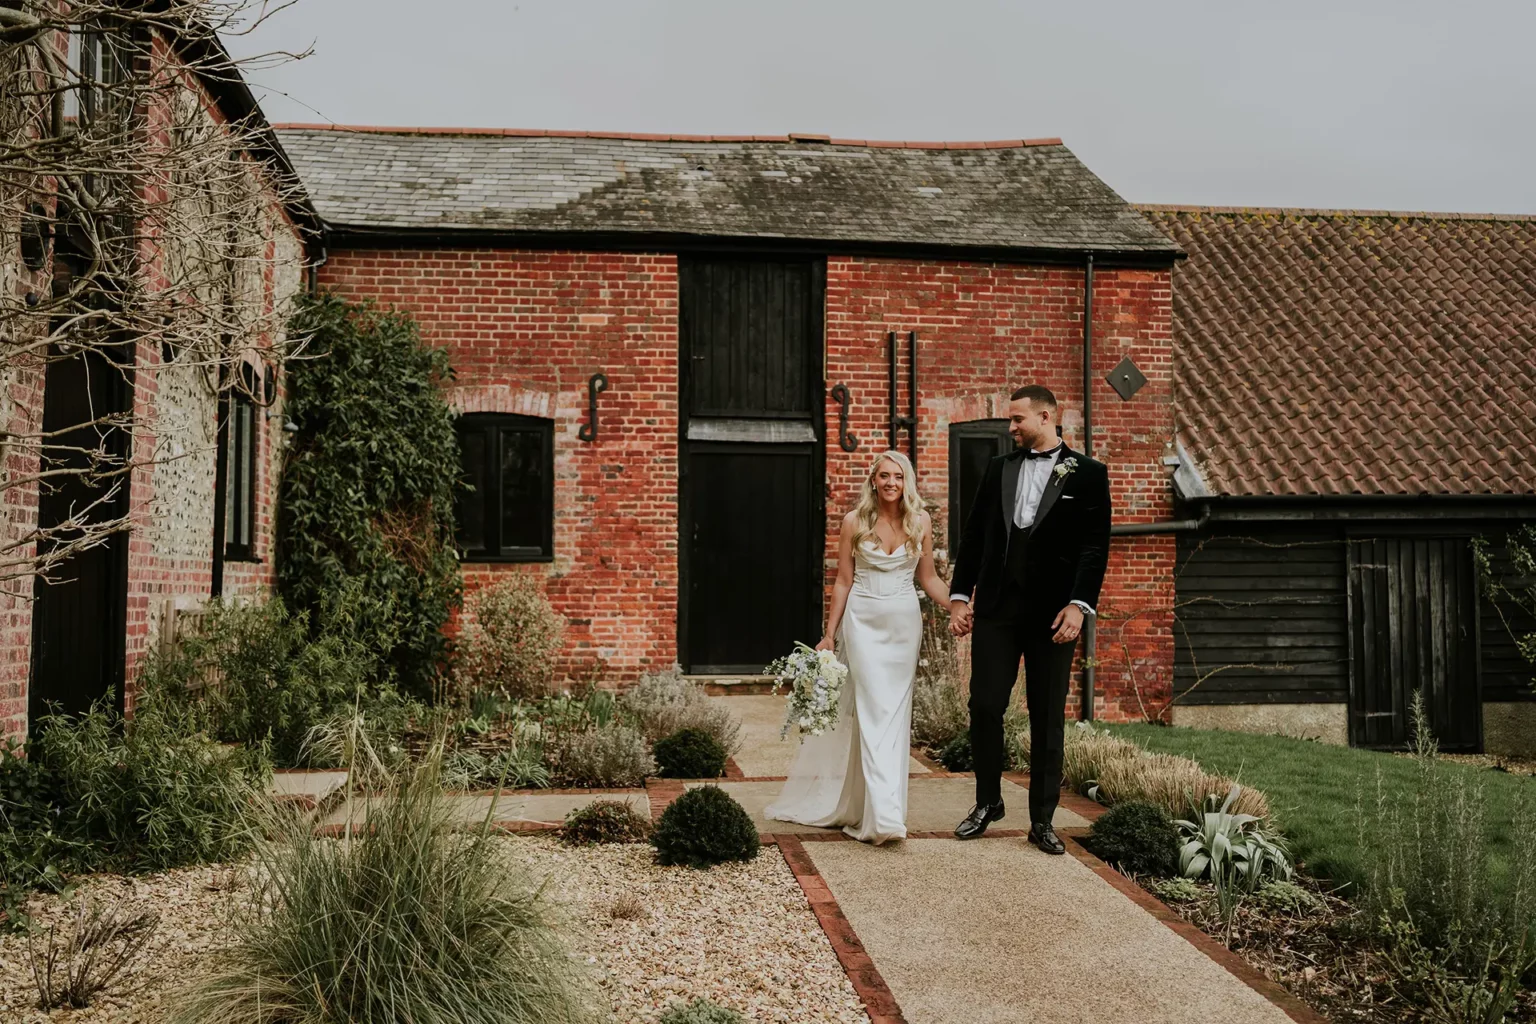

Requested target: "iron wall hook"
[
  {"left": 830, "top": 383, "right": 858, "bottom": 452},
  {"left": 578, "top": 372, "right": 608, "bottom": 443}
]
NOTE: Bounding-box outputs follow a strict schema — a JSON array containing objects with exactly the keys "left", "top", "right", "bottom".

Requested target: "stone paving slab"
[
  {"left": 268, "top": 769, "right": 348, "bottom": 804},
  {"left": 692, "top": 776, "right": 1087, "bottom": 837},
  {"left": 806, "top": 837, "right": 1294, "bottom": 1024},
  {"left": 318, "top": 790, "right": 649, "bottom": 829},
  {"left": 715, "top": 694, "right": 930, "bottom": 779}
]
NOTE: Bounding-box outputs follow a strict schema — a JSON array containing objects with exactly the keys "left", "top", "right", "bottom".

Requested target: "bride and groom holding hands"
[{"left": 765, "top": 384, "right": 1112, "bottom": 852}]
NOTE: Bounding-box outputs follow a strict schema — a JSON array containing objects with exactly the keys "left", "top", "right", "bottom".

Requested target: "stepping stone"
[
  {"left": 806, "top": 837, "right": 1294, "bottom": 1024},
  {"left": 691, "top": 776, "right": 1087, "bottom": 837},
  {"left": 269, "top": 769, "right": 348, "bottom": 808},
  {"left": 714, "top": 694, "right": 930, "bottom": 778}
]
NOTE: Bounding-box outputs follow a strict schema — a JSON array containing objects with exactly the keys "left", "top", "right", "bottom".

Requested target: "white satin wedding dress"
[{"left": 765, "top": 539, "right": 921, "bottom": 844}]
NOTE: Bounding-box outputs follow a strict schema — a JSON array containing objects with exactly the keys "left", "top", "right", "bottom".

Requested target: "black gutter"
[
  {"left": 1111, "top": 517, "right": 1205, "bottom": 535},
  {"left": 1081, "top": 254, "right": 1096, "bottom": 721},
  {"left": 314, "top": 226, "right": 1184, "bottom": 269}
]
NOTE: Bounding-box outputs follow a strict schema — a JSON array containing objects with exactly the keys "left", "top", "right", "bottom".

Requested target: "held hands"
[
  {"left": 948, "top": 600, "right": 973, "bottom": 638},
  {"left": 1051, "top": 604, "right": 1085, "bottom": 644}
]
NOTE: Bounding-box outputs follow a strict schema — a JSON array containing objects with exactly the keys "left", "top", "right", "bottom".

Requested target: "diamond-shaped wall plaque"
[{"left": 1106, "top": 355, "right": 1147, "bottom": 400}]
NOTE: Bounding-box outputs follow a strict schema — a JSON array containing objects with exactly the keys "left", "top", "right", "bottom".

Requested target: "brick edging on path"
[
  {"left": 1061, "top": 837, "right": 1329, "bottom": 1024},
  {"left": 774, "top": 836, "right": 908, "bottom": 1024}
]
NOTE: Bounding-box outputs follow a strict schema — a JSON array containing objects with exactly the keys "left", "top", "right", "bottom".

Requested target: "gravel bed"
[
  {"left": 0, "top": 838, "right": 866, "bottom": 1024},
  {"left": 506, "top": 835, "right": 867, "bottom": 1023}
]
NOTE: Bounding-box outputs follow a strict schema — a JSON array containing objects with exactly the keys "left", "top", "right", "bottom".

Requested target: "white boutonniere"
[{"left": 1053, "top": 456, "right": 1079, "bottom": 482}]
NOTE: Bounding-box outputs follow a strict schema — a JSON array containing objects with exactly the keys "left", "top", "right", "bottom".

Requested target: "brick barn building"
[
  {"left": 276, "top": 126, "right": 1184, "bottom": 720},
  {"left": 1144, "top": 207, "right": 1536, "bottom": 755}
]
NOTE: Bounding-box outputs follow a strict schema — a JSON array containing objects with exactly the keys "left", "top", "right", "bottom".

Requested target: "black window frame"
[
  {"left": 455, "top": 413, "right": 555, "bottom": 563},
  {"left": 217, "top": 363, "right": 260, "bottom": 564},
  {"left": 947, "top": 418, "right": 1013, "bottom": 554}
]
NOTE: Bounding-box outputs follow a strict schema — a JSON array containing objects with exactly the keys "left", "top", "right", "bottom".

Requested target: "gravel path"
[{"left": 0, "top": 837, "right": 865, "bottom": 1024}]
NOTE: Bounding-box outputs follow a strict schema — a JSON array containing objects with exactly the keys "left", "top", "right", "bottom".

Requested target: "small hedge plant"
[
  {"left": 1086, "top": 801, "right": 1179, "bottom": 877},
  {"left": 658, "top": 999, "right": 744, "bottom": 1024},
  {"left": 651, "top": 786, "right": 759, "bottom": 869},
  {"left": 937, "top": 732, "right": 973, "bottom": 772},
  {"left": 653, "top": 727, "right": 727, "bottom": 779},
  {"left": 561, "top": 800, "right": 652, "bottom": 846}
]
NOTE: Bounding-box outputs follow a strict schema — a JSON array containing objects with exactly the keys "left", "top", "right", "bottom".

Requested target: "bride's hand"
[{"left": 815, "top": 635, "right": 835, "bottom": 652}]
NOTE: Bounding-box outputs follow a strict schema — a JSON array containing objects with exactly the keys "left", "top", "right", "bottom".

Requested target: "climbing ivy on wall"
[{"left": 278, "top": 292, "right": 462, "bottom": 699}]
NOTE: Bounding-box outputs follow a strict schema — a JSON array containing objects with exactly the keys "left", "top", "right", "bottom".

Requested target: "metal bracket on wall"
[
  {"left": 888, "top": 330, "right": 917, "bottom": 464},
  {"left": 830, "top": 383, "right": 858, "bottom": 452},
  {"left": 578, "top": 372, "right": 609, "bottom": 442}
]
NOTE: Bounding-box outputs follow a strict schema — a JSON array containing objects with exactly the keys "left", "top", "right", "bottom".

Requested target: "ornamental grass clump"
[
  {"left": 174, "top": 744, "right": 595, "bottom": 1024},
  {"left": 1086, "top": 801, "right": 1179, "bottom": 877},
  {"left": 561, "top": 800, "right": 652, "bottom": 846},
  {"left": 653, "top": 727, "right": 728, "bottom": 779},
  {"left": 650, "top": 786, "right": 759, "bottom": 869}
]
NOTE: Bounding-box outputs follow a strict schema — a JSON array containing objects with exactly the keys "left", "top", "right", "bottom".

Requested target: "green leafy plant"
[
  {"left": 1379, "top": 888, "right": 1535, "bottom": 1024},
  {"left": 1175, "top": 783, "right": 1292, "bottom": 888},
  {"left": 145, "top": 590, "right": 394, "bottom": 767},
  {"left": 34, "top": 692, "right": 268, "bottom": 874},
  {"left": 1254, "top": 880, "right": 1322, "bottom": 917},
  {"left": 653, "top": 727, "right": 728, "bottom": 779},
  {"left": 443, "top": 747, "right": 550, "bottom": 790},
  {"left": 1087, "top": 801, "right": 1179, "bottom": 877},
  {"left": 0, "top": 738, "right": 69, "bottom": 932},
  {"left": 561, "top": 800, "right": 652, "bottom": 846},
  {"left": 650, "top": 786, "right": 759, "bottom": 869},
  {"left": 546, "top": 723, "right": 654, "bottom": 788},
  {"left": 937, "top": 732, "right": 973, "bottom": 772},
  {"left": 279, "top": 292, "right": 462, "bottom": 702},
  {"left": 1147, "top": 876, "right": 1205, "bottom": 903},
  {"left": 658, "top": 998, "right": 745, "bottom": 1024},
  {"left": 174, "top": 743, "right": 595, "bottom": 1024},
  {"left": 454, "top": 576, "right": 566, "bottom": 701},
  {"left": 619, "top": 666, "right": 741, "bottom": 756}
]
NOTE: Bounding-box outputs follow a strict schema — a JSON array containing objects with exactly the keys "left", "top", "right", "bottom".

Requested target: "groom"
[{"left": 947, "top": 385, "right": 1111, "bottom": 854}]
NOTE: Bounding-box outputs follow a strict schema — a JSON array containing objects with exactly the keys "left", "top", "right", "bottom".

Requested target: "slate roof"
[
  {"left": 273, "top": 125, "right": 1178, "bottom": 256},
  {"left": 1143, "top": 206, "right": 1536, "bottom": 498}
]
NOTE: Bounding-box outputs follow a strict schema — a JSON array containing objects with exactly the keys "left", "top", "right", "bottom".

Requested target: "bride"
[{"left": 766, "top": 450, "right": 954, "bottom": 844}]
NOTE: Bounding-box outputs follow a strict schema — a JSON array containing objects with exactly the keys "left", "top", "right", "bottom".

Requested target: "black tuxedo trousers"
[{"left": 969, "top": 528, "right": 1077, "bottom": 823}]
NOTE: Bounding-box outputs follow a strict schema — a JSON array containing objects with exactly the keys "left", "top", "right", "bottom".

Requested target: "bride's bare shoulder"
[{"left": 840, "top": 510, "right": 859, "bottom": 530}]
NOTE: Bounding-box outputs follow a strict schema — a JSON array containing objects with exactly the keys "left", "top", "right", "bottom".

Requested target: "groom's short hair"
[{"left": 1010, "top": 384, "right": 1057, "bottom": 409}]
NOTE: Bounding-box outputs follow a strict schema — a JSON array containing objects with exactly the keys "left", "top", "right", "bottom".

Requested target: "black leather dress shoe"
[
  {"left": 1029, "top": 822, "right": 1066, "bottom": 855},
  {"left": 954, "top": 801, "right": 1005, "bottom": 840}
]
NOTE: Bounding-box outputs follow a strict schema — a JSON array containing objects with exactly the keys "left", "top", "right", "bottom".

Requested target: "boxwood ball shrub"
[
  {"left": 937, "top": 732, "right": 973, "bottom": 772},
  {"left": 561, "top": 800, "right": 652, "bottom": 846},
  {"left": 658, "top": 999, "right": 745, "bottom": 1024},
  {"left": 653, "top": 727, "right": 728, "bottom": 779},
  {"left": 1086, "top": 801, "right": 1180, "bottom": 877},
  {"left": 651, "top": 786, "right": 759, "bottom": 869}
]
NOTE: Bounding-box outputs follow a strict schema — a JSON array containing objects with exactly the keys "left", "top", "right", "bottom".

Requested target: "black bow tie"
[{"left": 1020, "top": 446, "right": 1062, "bottom": 460}]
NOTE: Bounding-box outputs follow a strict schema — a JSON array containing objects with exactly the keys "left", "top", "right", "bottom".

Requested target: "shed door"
[
  {"left": 1348, "top": 537, "right": 1481, "bottom": 750},
  {"left": 679, "top": 257, "right": 824, "bottom": 674}
]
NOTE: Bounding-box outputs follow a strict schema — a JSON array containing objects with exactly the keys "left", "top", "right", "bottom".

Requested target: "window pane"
[
  {"left": 238, "top": 401, "right": 256, "bottom": 547},
  {"left": 455, "top": 427, "right": 487, "bottom": 553},
  {"left": 499, "top": 427, "right": 545, "bottom": 552}
]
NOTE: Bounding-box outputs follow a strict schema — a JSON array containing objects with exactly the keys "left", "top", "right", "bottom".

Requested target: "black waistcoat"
[{"left": 1006, "top": 522, "right": 1032, "bottom": 586}]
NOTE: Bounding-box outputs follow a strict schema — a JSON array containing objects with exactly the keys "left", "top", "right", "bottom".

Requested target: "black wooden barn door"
[
  {"left": 679, "top": 256, "right": 824, "bottom": 674},
  {"left": 29, "top": 344, "right": 132, "bottom": 726},
  {"left": 1347, "top": 537, "right": 1481, "bottom": 750}
]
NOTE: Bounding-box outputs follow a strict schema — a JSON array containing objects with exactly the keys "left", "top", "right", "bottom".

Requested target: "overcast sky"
[{"left": 231, "top": 1, "right": 1535, "bottom": 214}]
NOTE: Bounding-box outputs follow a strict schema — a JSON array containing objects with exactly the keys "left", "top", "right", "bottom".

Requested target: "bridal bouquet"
[{"left": 765, "top": 641, "right": 848, "bottom": 740}]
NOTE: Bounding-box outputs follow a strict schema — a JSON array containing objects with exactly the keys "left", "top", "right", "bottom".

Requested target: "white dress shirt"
[{"left": 950, "top": 443, "right": 1095, "bottom": 616}]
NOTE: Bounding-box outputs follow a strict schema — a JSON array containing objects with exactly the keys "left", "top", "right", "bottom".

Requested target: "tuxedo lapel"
[
  {"left": 1027, "top": 446, "right": 1076, "bottom": 538},
  {"left": 1000, "top": 452, "right": 1023, "bottom": 534}
]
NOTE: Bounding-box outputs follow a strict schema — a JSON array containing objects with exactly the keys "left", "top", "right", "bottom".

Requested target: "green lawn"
[{"left": 1105, "top": 723, "right": 1534, "bottom": 897}]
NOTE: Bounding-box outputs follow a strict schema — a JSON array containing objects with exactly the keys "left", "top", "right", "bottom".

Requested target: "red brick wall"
[
  {"left": 321, "top": 248, "right": 1176, "bottom": 719},
  {"left": 824, "top": 257, "right": 1175, "bottom": 721},
  {"left": 317, "top": 249, "right": 681, "bottom": 682}
]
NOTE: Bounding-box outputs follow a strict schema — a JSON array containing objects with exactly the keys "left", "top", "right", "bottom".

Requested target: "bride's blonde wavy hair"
[{"left": 851, "top": 450, "right": 923, "bottom": 555}]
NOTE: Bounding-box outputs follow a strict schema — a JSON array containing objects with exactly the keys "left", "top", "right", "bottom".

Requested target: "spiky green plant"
[{"left": 175, "top": 740, "right": 594, "bottom": 1024}]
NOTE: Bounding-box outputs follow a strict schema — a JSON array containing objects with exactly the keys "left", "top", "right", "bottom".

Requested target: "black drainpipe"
[{"left": 1081, "top": 254, "right": 1096, "bottom": 721}]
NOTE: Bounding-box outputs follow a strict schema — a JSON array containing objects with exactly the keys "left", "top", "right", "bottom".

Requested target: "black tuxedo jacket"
[{"left": 949, "top": 445, "right": 1112, "bottom": 619}]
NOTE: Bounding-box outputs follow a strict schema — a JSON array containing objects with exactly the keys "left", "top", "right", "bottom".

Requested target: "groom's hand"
[
  {"left": 1051, "top": 604, "right": 1084, "bottom": 645},
  {"left": 949, "top": 600, "right": 973, "bottom": 637}
]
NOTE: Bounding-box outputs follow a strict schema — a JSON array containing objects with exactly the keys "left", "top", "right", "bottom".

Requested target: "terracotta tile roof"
[
  {"left": 1141, "top": 206, "right": 1536, "bottom": 498},
  {"left": 273, "top": 124, "right": 1178, "bottom": 256}
]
